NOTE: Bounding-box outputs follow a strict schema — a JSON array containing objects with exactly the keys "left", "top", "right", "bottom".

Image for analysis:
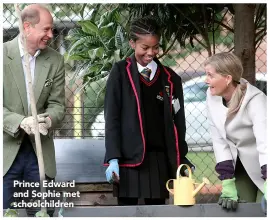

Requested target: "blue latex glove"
[
  {"left": 261, "top": 196, "right": 267, "bottom": 215},
  {"left": 261, "top": 181, "right": 267, "bottom": 215},
  {"left": 264, "top": 181, "right": 267, "bottom": 200},
  {"left": 184, "top": 166, "right": 195, "bottom": 177},
  {"left": 105, "top": 159, "right": 119, "bottom": 183}
]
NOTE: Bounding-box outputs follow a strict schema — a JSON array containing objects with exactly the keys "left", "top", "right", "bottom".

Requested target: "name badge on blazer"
[
  {"left": 173, "top": 98, "right": 180, "bottom": 114},
  {"left": 44, "top": 78, "right": 53, "bottom": 87}
]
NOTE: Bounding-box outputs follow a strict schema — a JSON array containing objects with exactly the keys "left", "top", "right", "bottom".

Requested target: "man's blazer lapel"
[
  {"left": 33, "top": 51, "right": 50, "bottom": 106},
  {"left": 7, "top": 37, "right": 28, "bottom": 115}
]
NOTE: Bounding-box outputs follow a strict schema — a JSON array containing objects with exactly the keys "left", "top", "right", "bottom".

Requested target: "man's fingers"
[
  {"left": 20, "top": 124, "right": 33, "bottom": 135},
  {"left": 38, "top": 113, "right": 49, "bottom": 118},
  {"left": 39, "top": 124, "right": 48, "bottom": 135},
  {"left": 25, "top": 126, "right": 32, "bottom": 135},
  {"left": 42, "top": 121, "right": 51, "bottom": 129},
  {"left": 37, "top": 113, "right": 49, "bottom": 123},
  {"left": 39, "top": 129, "right": 48, "bottom": 136},
  {"left": 37, "top": 118, "right": 46, "bottom": 123}
]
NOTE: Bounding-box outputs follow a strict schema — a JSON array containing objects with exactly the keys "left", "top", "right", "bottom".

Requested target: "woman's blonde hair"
[{"left": 204, "top": 52, "right": 247, "bottom": 116}]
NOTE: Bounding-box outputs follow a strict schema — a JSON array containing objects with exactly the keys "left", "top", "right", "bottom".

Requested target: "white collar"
[
  {"left": 137, "top": 60, "right": 157, "bottom": 74},
  {"left": 18, "top": 35, "right": 41, "bottom": 58}
]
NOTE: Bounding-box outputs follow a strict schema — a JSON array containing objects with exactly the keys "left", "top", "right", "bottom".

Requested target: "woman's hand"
[{"left": 218, "top": 178, "right": 238, "bottom": 210}]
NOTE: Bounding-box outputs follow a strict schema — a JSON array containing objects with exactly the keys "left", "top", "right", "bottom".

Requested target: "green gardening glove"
[{"left": 218, "top": 178, "right": 238, "bottom": 210}]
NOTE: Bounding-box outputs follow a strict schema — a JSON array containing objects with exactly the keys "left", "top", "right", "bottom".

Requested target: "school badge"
[
  {"left": 156, "top": 91, "right": 164, "bottom": 101},
  {"left": 165, "top": 86, "right": 170, "bottom": 97}
]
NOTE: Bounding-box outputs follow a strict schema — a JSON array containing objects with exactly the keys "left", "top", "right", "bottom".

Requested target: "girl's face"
[
  {"left": 129, "top": 34, "right": 160, "bottom": 67},
  {"left": 204, "top": 64, "right": 231, "bottom": 96}
]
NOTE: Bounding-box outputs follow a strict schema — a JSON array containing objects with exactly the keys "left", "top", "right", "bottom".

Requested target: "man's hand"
[
  {"left": 218, "top": 178, "right": 238, "bottom": 210},
  {"left": 20, "top": 113, "right": 49, "bottom": 135},
  {"left": 38, "top": 116, "right": 52, "bottom": 135},
  {"left": 105, "top": 159, "right": 119, "bottom": 184}
]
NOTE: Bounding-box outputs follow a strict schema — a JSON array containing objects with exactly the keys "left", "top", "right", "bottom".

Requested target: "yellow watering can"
[{"left": 166, "top": 164, "right": 210, "bottom": 205}]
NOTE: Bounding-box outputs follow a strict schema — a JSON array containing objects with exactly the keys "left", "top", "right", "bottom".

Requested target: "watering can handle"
[
  {"left": 176, "top": 164, "right": 192, "bottom": 179},
  {"left": 166, "top": 179, "right": 174, "bottom": 195}
]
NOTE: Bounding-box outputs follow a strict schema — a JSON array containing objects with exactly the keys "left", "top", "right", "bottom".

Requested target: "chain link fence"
[{"left": 3, "top": 3, "right": 267, "bottom": 203}]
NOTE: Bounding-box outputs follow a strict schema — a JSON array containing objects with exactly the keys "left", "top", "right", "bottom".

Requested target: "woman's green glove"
[{"left": 218, "top": 178, "right": 238, "bottom": 210}]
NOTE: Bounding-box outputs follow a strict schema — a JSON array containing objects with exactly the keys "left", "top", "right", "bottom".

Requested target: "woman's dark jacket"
[{"left": 104, "top": 54, "right": 194, "bottom": 178}]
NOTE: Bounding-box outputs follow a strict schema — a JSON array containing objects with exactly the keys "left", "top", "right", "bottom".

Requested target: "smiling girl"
[{"left": 103, "top": 16, "right": 194, "bottom": 206}]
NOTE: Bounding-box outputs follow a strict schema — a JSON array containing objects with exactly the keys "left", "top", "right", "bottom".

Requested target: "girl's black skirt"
[{"left": 113, "top": 151, "right": 170, "bottom": 199}]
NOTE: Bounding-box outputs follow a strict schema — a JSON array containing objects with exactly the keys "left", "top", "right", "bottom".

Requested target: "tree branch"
[
  {"left": 256, "top": 20, "right": 266, "bottom": 29},
  {"left": 173, "top": 5, "right": 211, "bottom": 56},
  {"left": 157, "top": 34, "right": 178, "bottom": 59},
  {"left": 202, "top": 4, "right": 212, "bottom": 56},
  {"left": 214, "top": 8, "right": 229, "bottom": 32},
  {"left": 256, "top": 27, "right": 266, "bottom": 39},
  {"left": 173, "top": 6, "right": 204, "bottom": 38},
  {"left": 228, "top": 46, "right": 234, "bottom": 52},
  {"left": 255, "top": 4, "right": 266, "bottom": 27},
  {"left": 212, "top": 10, "right": 215, "bottom": 54},
  {"left": 213, "top": 19, "right": 234, "bottom": 33},
  {"left": 255, "top": 29, "right": 266, "bottom": 50},
  {"left": 192, "top": 35, "right": 208, "bottom": 49}
]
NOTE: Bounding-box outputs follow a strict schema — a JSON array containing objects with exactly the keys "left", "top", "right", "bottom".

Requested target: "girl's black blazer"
[{"left": 104, "top": 54, "right": 194, "bottom": 178}]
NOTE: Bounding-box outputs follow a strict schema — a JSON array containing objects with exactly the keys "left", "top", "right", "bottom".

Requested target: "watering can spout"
[{"left": 192, "top": 177, "right": 210, "bottom": 197}]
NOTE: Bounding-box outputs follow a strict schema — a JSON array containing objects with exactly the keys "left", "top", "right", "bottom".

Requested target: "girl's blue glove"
[
  {"left": 261, "top": 181, "right": 267, "bottom": 215},
  {"left": 105, "top": 159, "right": 119, "bottom": 183},
  {"left": 261, "top": 196, "right": 267, "bottom": 215}
]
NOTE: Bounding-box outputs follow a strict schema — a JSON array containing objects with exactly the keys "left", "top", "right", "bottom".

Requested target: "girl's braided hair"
[{"left": 129, "top": 16, "right": 161, "bottom": 41}]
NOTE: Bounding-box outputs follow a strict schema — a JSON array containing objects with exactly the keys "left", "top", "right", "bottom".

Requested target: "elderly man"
[{"left": 3, "top": 4, "right": 65, "bottom": 212}]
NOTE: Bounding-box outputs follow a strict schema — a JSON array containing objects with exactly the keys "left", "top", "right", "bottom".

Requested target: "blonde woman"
[{"left": 204, "top": 52, "right": 267, "bottom": 211}]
